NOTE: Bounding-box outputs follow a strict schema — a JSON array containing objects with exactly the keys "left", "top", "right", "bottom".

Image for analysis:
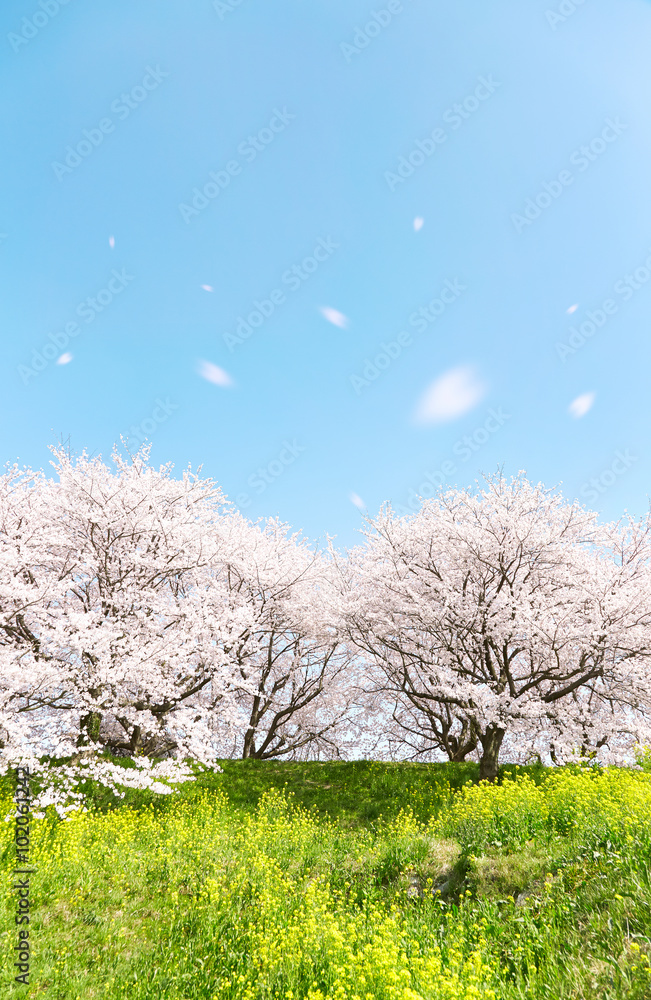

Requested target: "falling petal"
[
  {"left": 413, "top": 366, "right": 487, "bottom": 425},
  {"left": 108, "top": 236, "right": 115, "bottom": 249},
  {"left": 319, "top": 306, "right": 349, "bottom": 329},
  {"left": 56, "top": 352, "right": 73, "bottom": 365},
  {"left": 413, "top": 217, "right": 424, "bottom": 231},
  {"left": 568, "top": 391, "right": 595, "bottom": 419},
  {"left": 566, "top": 303, "right": 578, "bottom": 315},
  {"left": 197, "top": 360, "right": 233, "bottom": 387},
  {"left": 201, "top": 284, "right": 214, "bottom": 292},
  {"left": 349, "top": 492, "right": 366, "bottom": 509}
]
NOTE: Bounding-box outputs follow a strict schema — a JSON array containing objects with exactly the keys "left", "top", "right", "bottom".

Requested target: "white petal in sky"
[
  {"left": 566, "top": 303, "right": 578, "bottom": 314},
  {"left": 413, "top": 366, "right": 486, "bottom": 425},
  {"left": 319, "top": 306, "right": 349, "bottom": 329},
  {"left": 56, "top": 352, "right": 73, "bottom": 365},
  {"left": 413, "top": 216, "right": 424, "bottom": 231},
  {"left": 201, "top": 284, "right": 213, "bottom": 292},
  {"left": 568, "top": 391, "right": 595, "bottom": 419},
  {"left": 349, "top": 492, "right": 366, "bottom": 509},
  {"left": 108, "top": 236, "right": 115, "bottom": 249},
  {"left": 197, "top": 360, "right": 233, "bottom": 387}
]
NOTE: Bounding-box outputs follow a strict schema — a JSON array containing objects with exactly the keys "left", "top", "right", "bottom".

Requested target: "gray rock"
[
  {"left": 407, "top": 875, "right": 423, "bottom": 899},
  {"left": 432, "top": 878, "right": 451, "bottom": 898}
]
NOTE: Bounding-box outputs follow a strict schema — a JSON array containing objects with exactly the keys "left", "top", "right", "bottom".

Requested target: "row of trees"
[{"left": 1, "top": 446, "right": 650, "bottom": 797}]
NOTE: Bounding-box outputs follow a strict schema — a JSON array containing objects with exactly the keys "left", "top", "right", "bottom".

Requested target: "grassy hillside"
[{"left": 2, "top": 761, "right": 651, "bottom": 999}]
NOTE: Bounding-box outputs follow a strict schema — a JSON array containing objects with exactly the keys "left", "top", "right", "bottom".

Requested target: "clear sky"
[{"left": 2, "top": 0, "right": 651, "bottom": 549}]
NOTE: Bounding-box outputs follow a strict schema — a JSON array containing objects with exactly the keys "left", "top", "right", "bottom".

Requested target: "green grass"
[
  {"left": 192, "top": 758, "right": 478, "bottom": 825},
  {"left": 2, "top": 761, "right": 651, "bottom": 999},
  {"left": 84, "top": 758, "right": 548, "bottom": 825}
]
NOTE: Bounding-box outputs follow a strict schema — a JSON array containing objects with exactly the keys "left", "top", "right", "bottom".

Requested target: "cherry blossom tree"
[
  {"left": 518, "top": 513, "right": 651, "bottom": 767},
  {"left": 0, "top": 445, "right": 253, "bottom": 810},
  {"left": 338, "top": 473, "right": 651, "bottom": 780},
  {"left": 0, "top": 446, "right": 363, "bottom": 811},
  {"left": 204, "top": 514, "right": 359, "bottom": 760}
]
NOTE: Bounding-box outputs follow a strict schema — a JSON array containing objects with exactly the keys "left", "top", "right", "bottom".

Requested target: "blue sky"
[{"left": 2, "top": 0, "right": 651, "bottom": 549}]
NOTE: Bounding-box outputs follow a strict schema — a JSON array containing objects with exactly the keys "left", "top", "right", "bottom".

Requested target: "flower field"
[{"left": 3, "top": 761, "right": 651, "bottom": 999}]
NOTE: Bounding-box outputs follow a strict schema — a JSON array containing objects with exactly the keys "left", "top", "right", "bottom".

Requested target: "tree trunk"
[
  {"left": 449, "top": 740, "right": 477, "bottom": 763},
  {"left": 478, "top": 725, "right": 505, "bottom": 782},
  {"left": 76, "top": 711, "right": 102, "bottom": 747},
  {"left": 129, "top": 725, "right": 143, "bottom": 755},
  {"left": 439, "top": 716, "right": 478, "bottom": 762},
  {"left": 242, "top": 728, "right": 256, "bottom": 758}
]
